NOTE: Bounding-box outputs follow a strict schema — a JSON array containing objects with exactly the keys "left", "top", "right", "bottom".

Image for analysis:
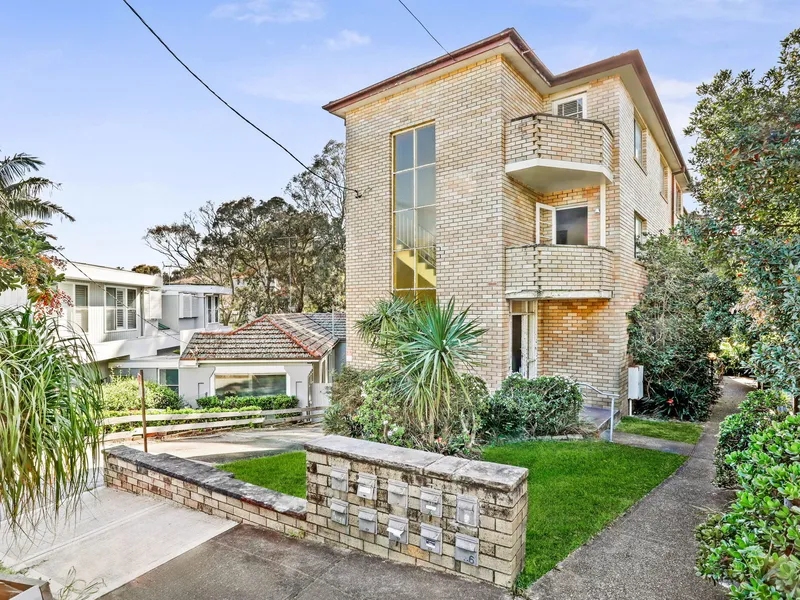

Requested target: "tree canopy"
[{"left": 685, "top": 28, "right": 800, "bottom": 397}]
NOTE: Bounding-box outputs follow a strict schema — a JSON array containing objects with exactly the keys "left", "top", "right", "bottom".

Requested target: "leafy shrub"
[
  {"left": 696, "top": 415, "right": 800, "bottom": 598},
  {"left": 196, "top": 394, "right": 296, "bottom": 410},
  {"left": 353, "top": 377, "right": 407, "bottom": 446},
  {"left": 713, "top": 389, "right": 791, "bottom": 488},
  {"left": 480, "top": 374, "right": 583, "bottom": 440},
  {"left": 102, "top": 377, "right": 183, "bottom": 411},
  {"left": 628, "top": 234, "right": 734, "bottom": 421},
  {"left": 322, "top": 367, "right": 370, "bottom": 438}
]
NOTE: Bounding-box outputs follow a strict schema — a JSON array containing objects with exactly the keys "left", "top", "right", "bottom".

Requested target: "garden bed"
[{"left": 221, "top": 440, "right": 685, "bottom": 588}]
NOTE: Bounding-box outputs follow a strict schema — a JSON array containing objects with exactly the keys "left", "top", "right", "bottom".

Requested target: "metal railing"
[{"left": 577, "top": 382, "right": 619, "bottom": 442}]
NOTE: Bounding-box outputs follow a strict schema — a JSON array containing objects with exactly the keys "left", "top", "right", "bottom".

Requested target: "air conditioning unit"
[{"left": 628, "top": 366, "right": 644, "bottom": 400}]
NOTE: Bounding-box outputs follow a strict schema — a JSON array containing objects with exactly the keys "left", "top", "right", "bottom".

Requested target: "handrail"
[{"left": 577, "top": 382, "right": 619, "bottom": 442}]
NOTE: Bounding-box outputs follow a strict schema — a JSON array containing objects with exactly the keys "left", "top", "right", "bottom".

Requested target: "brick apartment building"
[{"left": 323, "top": 28, "right": 687, "bottom": 410}]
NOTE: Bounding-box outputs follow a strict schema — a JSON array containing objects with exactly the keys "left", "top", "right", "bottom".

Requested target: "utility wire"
[
  {"left": 8, "top": 208, "right": 186, "bottom": 347},
  {"left": 120, "top": 0, "right": 363, "bottom": 199},
  {"left": 396, "top": 0, "right": 456, "bottom": 62}
]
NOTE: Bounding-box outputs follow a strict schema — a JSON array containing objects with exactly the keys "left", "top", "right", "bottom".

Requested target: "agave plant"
[
  {"left": 368, "top": 299, "right": 486, "bottom": 442},
  {"left": 0, "top": 307, "right": 103, "bottom": 531}
]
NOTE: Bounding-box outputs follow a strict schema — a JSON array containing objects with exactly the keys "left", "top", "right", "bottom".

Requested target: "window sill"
[{"left": 634, "top": 158, "right": 647, "bottom": 175}]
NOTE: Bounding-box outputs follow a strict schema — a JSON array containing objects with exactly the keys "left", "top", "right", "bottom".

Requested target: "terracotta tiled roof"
[
  {"left": 180, "top": 312, "right": 343, "bottom": 362},
  {"left": 304, "top": 312, "right": 346, "bottom": 341}
]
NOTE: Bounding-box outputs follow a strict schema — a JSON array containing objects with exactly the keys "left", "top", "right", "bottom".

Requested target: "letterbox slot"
[
  {"left": 419, "top": 523, "right": 442, "bottom": 555},
  {"left": 330, "top": 467, "right": 349, "bottom": 493},
  {"left": 456, "top": 494, "right": 480, "bottom": 526},
  {"left": 330, "top": 499, "right": 348, "bottom": 526},
  {"left": 357, "top": 507, "right": 377, "bottom": 534},
  {"left": 387, "top": 515, "right": 409, "bottom": 545},
  {"left": 454, "top": 533, "right": 479, "bottom": 566},
  {"left": 419, "top": 487, "right": 442, "bottom": 518},
  {"left": 387, "top": 479, "right": 408, "bottom": 508},
  {"left": 356, "top": 473, "right": 377, "bottom": 501}
]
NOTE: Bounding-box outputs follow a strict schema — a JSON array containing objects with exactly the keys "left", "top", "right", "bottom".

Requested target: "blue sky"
[{"left": 4, "top": 0, "right": 799, "bottom": 268}]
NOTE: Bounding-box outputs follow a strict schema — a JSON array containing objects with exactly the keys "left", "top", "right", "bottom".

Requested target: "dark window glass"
[
  {"left": 556, "top": 207, "right": 588, "bottom": 245},
  {"left": 511, "top": 315, "right": 522, "bottom": 373}
]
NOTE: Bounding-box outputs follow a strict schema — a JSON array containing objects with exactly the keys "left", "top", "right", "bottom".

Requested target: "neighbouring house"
[
  {"left": 324, "top": 28, "right": 688, "bottom": 411},
  {"left": 0, "top": 262, "right": 232, "bottom": 394},
  {"left": 179, "top": 312, "right": 346, "bottom": 407}
]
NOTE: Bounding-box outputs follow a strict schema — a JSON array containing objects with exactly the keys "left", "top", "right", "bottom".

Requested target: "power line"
[
  {"left": 396, "top": 0, "right": 456, "bottom": 62},
  {"left": 120, "top": 0, "right": 363, "bottom": 199}
]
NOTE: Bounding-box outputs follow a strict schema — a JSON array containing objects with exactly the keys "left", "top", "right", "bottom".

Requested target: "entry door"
[
  {"left": 510, "top": 300, "right": 538, "bottom": 378},
  {"left": 536, "top": 203, "right": 556, "bottom": 244}
]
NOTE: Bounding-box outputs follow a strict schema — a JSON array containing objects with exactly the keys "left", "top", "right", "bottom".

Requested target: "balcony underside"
[{"left": 505, "top": 158, "right": 613, "bottom": 194}]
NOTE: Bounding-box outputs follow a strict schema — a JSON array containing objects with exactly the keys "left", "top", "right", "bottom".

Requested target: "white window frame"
[
  {"left": 105, "top": 285, "right": 138, "bottom": 332},
  {"left": 552, "top": 92, "right": 588, "bottom": 120},
  {"left": 206, "top": 294, "right": 220, "bottom": 324},
  {"left": 73, "top": 283, "right": 89, "bottom": 332},
  {"left": 510, "top": 301, "right": 538, "bottom": 378},
  {"left": 634, "top": 118, "right": 644, "bottom": 166}
]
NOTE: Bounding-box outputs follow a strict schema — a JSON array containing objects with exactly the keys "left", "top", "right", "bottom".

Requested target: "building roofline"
[{"left": 322, "top": 27, "right": 687, "bottom": 175}]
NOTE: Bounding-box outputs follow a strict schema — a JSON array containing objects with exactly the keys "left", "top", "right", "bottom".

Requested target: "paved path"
[
  {"left": 107, "top": 423, "right": 325, "bottom": 465},
  {"left": 0, "top": 487, "right": 234, "bottom": 599},
  {"left": 612, "top": 431, "right": 696, "bottom": 455},
  {"left": 527, "top": 376, "right": 753, "bottom": 600},
  {"left": 102, "top": 524, "right": 509, "bottom": 600}
]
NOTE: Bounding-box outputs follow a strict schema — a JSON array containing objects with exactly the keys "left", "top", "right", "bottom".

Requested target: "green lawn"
[
  {"left": 616, "top": 417, "right": 704, "bottom": 444},
  {"left": 218, "top": 451, "right": 307, "bottom": 498},
  {"left": 220, "top": 442, "right": 684, "bottom": 589},
  {"left": 483, "top": 441, "right": 685, "bottom": 587}
]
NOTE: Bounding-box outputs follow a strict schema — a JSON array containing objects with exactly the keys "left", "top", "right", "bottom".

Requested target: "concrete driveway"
[
  {"left": 107, "top": 423, "right": 325, "bottom": 465},
  {"left": 102, "top": 524, "right": 509, "bottom": 600},
  {"left": 0, "top": 486, "right": 234, "bottom": 599}
]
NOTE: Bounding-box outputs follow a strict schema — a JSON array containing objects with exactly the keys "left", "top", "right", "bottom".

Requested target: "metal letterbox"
[
  {"left": 330, "top": 498, "right": 348, "bottom": 526},
  {"left": 330, "top": 467, "right": 349, "bottom": 492},
  {"left": 356, "top": 473, "right": 377, "bottom": 501},
  {"left": 387, "top": 515, "right": 408, "bottom": 545},
  {"left": 455, "top": 533, "right": 479, "bottom": 566},
  {"left": 387, "top": 480, "right": 408, "bottom": 508},
  {"left": 419, "top": 523, "right": 442, "bottom": 555},
  {"left": 456, "top": 494, "right": 480, "bottom": 526},
  {"left": 358, "top": 507, "right": 378, "bottom": 534},
  {"left": 419, "top": 487, "right": 442, "bottom": 518}
]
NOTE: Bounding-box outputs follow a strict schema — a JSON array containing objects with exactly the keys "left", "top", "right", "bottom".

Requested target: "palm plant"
[
  {"left": 363, "top": 298, "right": 486, "bottom": 443},
  {"left": 0, "top": 151, "right": 70, "bottom": 226},
  {"left": 355, "top": 295, "right": 416, "bottom": 350},
  {"left": 0, "top": 307, "right": 103, "bottom": 531}
]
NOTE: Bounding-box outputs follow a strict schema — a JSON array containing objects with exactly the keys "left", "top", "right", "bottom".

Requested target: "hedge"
[
  {"left": 196, "top": 394, "right": 297, "bottom": 411},
  {"left": 102, "top": 377, "right": 183, "bottom": 411},
  {"left": 713, "top": 389, "right": 791, "bottom": 488}
]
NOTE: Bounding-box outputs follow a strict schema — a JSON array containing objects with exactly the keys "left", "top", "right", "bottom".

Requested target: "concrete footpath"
[{"left": 528, "top": 376, "right": 752, "bottom": 600}]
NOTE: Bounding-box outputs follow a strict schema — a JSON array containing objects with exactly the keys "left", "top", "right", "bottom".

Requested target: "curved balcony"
[
  {"left": 505, "top": 113, "right": 613, "bottom": 193},
  {"left": 505, "top": 244, "right": 613, "bottom": 300}
]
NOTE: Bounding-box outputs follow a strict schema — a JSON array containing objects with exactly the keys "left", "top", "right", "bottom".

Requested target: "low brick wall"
[
  {"left": 304, "top": 436, "right": 528, "bottom": 588},
  {"left": 104, "top": 437, "right": 528, "bottom": 590},
  {"left": 104, "top": 446, "right": 306, "bottom": 536}
]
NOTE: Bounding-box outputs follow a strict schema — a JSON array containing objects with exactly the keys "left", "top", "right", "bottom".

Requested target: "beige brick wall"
[
  {"left": 305, "top": 436, "right": 528, "bottom": 589},
  {"left": 505, "top": 245, "right": 612, "bottom": 298},
  {"left": 343, "top": 56, "right": 677, "bottom": 409},
  {"left": 505, "top": 114, "right": 612, "bottom": 168}
]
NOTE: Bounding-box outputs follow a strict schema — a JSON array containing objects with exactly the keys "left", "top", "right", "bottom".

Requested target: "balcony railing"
[
  {"left": 505, "top": 113, "right": 613, "bottom": 193},
  {"left": 505, "top": 244, "right": 613, "bottom": 300}
]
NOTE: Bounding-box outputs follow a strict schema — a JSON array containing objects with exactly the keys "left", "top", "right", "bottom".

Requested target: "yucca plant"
[
  {"left": 0, "top": 307, "right": 103, "bottom": 531},
  {"left": 369, "top": 299, "right": 486, "bottom": 443},
  {"left": 355, "top": 295, "right": 416, "bottom": 350}
]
